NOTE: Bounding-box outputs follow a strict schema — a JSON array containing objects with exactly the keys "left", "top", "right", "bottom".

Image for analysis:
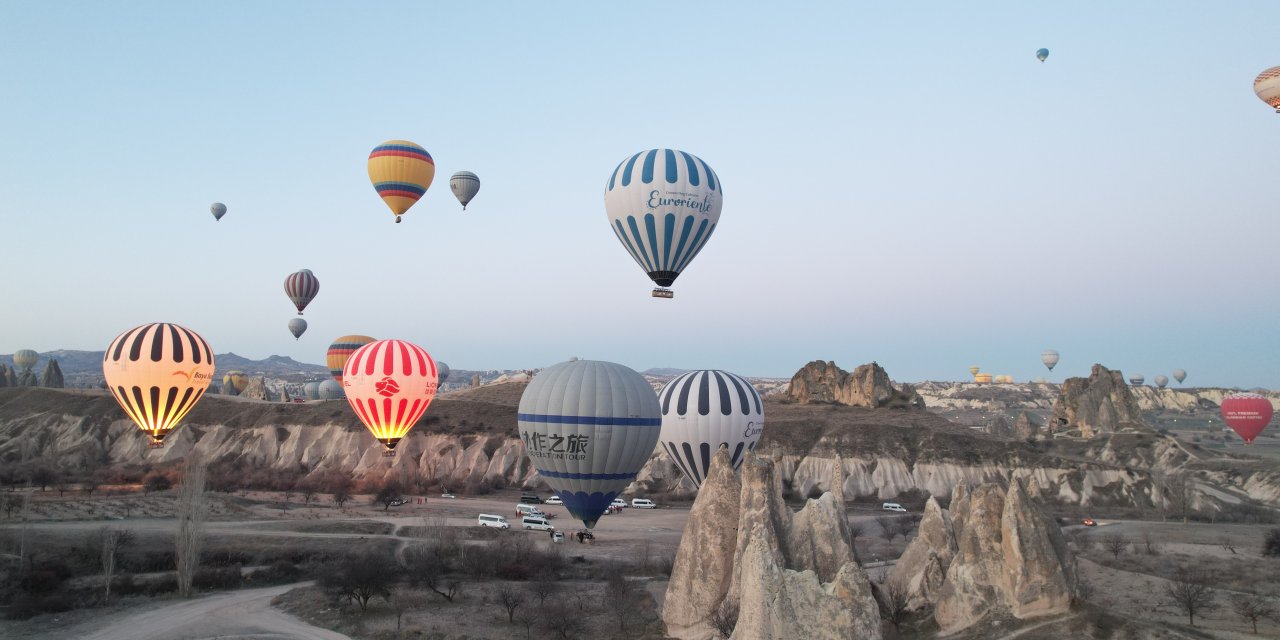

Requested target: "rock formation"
[
  {"left": 17, "top": 370, "right": 37, "bottom": 387},
  {"left": 1013, "top": 411, "right": 1040, "bottom": 440},
  {"left": 240, "top": 376, "right": 269, "bottom": 401},
  {"left": 5, "top": 366, "right": 19, "bottom": 388},
  {"left": 39, "top": 359, "right": 64, "bottom": 388},
  {"left": 0, "top": 365, "right": 8, "bottom": 388},
  {"left": 786, "top": 361, "right": 923, "bottom": 409},
  {"left": 987, "top": 414, "right": 1012, "bottom": 438},
  {"left": 664, "top": 448, "right": 880, "bottom": 640},
  {"left": 1052, "top": 364, "right": 1145, "bottom": 437},
  {"left": 934, "top": 480, "right": 1077, "bottom": 633},
  {"left": 887, "top": 496, "right": 956, "bottom": 609}
]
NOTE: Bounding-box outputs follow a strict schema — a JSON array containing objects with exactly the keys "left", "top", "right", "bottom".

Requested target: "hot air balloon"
[
  {"left": 1221, "top": 393, "right": 1275, "bottom": 444},
  {"left": 1155, "top": 375, "right": 1169, "bottom": 388},
  {"left": 968, "top": 365, "right": 980, "bottom": 378},
  {"left": 210, "top": 202, "right": 226, "bottom": 221},
  {"left": 1173, "top": 369, "right": 1187, "bottom": 384},
  {"left": 1254, "top": 67, "right": 1280, "bottom": 113},
  {"left": 318, "top": 379, "right": 344, "bottom": 400},
  {"left": 658, "top": 370, "right": 763, "bottom": 487},
  {"left": 436, "top": 361, "right": 450, "bottom": 384},
  {"left": 303, "top": 381, "right": 321, "bottom": 400},
  {"left": 327, "top": 335, "right": 376, "bottom": 385},
  {"left": 288, "top": 318, "right": 307, "bottom": 340},
  {"left": 1036, "top": 48, "right": 1050, "bottom": 63},
  {"left": 12, "top": 349, "right": 38, "bottom": 371},
  {"left": 1041, "top": 349, "right": 1059, "bottom": 371},
  {"left": 1129, "top": 374, "right": 1145, "bottom": 386},
  {"left": 342, "top": 339, "right": 438, "bottom": 454},
  {"left": 605, "top": 149, "right": 723, "bottom": 298},
  {"left": 284, "top": 269, "right": 319, "bottom": 315},
  {"left": 102, "top": 323, "right": 214, "bottom": 446},
  {"left": 517, "top": 360, "right": 661, "bottom": 529},
  {"left": 368, "top": 140, "right": 435, "bottom": 223},
  {"left": 222, "top": 371, "right": 249, "bottom": 394},
  {"left": 449, "top": 171, "right": 480, "bottom": 210}
]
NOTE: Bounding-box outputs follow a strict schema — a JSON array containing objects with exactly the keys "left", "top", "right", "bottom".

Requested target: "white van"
[
  {"left": 516, "top": 503, "right": 549, "bottom": 518},
  {"left": 631, "top": 498, "right": 657, "bottom": 509},
  {"left": 611, "top": 498, "right": 628, "bottom": 508},
  {"left": 478, "top": 513, "right": 509, "bottom": 529},
  {"left": 522, "top": 515, "right": 555, "bottom": 531},
  {"left": 882, "top": 503, "right": 907, "bottom": 513}
]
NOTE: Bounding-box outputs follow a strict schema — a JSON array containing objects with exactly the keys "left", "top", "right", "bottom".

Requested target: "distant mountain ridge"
[{"left": 0, "top": 350, "right": 331, "bottom": 386}]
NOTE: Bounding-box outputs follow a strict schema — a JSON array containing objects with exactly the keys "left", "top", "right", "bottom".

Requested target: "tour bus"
[
  {"left": 882, "top": 502, "right": 907, "bottom": 513},
  {"left": 522, "top": 515, "right": 555, "bottom": 531},
  {"left": 478, "top": 513, "right": 510, "bottom": 529},
  {"left": 631, "top": 498, "right": 657, "bottom": 509}
]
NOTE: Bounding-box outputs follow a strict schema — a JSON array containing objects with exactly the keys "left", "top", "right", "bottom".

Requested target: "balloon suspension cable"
[{"left": 652, "top": 288, "right": 674, "bottom": 299}]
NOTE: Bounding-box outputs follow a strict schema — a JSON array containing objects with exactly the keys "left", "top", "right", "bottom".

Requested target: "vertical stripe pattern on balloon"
[
  {"left": 658, "top": 370, "right": 764, "bottom": 487},
  {"left": 102, "top": 323, "right": 215, "bottom": 444},
  {"left": 284, "top": 269, "right": 320, "bottom": 314},
  {"left": 341, "top": 339, "right": 438, "bottom": 450}
]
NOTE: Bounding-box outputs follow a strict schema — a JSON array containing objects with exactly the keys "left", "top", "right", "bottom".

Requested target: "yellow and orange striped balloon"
[
  {"left": 102, "top": 323, "right": 215, "bottom": 446},
  {"left": 368, "top": 140, "right": 435, "bottom": 223}
]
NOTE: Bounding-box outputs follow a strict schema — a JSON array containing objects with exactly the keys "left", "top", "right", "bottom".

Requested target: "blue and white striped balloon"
[
  {"left": 604, "top": 149, "right": 723, "bottom": 289},
  {"left": 517, "top": 360, "right": 661, "bottom": 529},
  {"left": 658, "top": 370, "right": 763, "bottom": 487}
]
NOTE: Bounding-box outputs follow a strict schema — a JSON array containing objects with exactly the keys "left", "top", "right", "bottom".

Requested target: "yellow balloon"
[
  {"left": 102, "top": 323, "right": 215, "bottom": 446},
  {"left": 223, "top": 371, "right": 249, "bottom": 393},
  {"left": 368, "top": 140, "right": 435, "bottom": 222}
]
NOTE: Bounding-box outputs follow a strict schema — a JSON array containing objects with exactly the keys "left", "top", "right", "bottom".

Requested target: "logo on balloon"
[
  {"left": 742, "top": 421, "right": 764, "bottom": 439},
  {"left": 647, "top": 190, "right": 716, "bottom": 214},
  {"left": 375, "top": 377, "right": 400, "bottom": 397}
]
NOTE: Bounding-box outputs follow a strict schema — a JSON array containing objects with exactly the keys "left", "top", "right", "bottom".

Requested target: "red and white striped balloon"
[
  {"left": 1220, "top": 393, "right": 1275, "bottom": 444},
  {"left": 342, "top": 339, "right": 438, "bottom": 453},
  {"left": 284, "top": 269, "right": 320, "bottom": 315}
]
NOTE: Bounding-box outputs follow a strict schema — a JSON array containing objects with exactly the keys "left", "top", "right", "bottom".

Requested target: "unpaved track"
[{"left": 75, "top": 582, "right": 350, "bottom": 640}]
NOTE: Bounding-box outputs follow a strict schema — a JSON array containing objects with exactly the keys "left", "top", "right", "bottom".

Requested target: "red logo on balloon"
[{"left": 375, "top": 377, "right": 400, "bottom": 397}]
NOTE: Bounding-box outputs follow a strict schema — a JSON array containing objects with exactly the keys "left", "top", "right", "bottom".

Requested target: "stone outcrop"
[
  {"left": 664, "top": 448, "right": 880, "bottom": 640},
  {"left": 18, "top": 370, "right": 37, "bottom": 387},
  {"left": 5, "top": 366, "right": 19, "bottom": 388},
  {"left": 240, "top": 376, "right": 269, "bottom": 401},
  {"left": 934, "top": 480, "right": 1077, "bottom": 633},
  {"left": 887, "top": 496, "right": 956, "bottom": 609},
  {"left": 40, "top": 359, "right": 64, "bottom": 389},
  {"left": 987, "top": 415, "right": 1012, "bottom": 438},
  {"left": 1052, "top": 365, "right": 1146, "bottom": 437},
  {"left": 787, "top": 360, "right": 923, "bottom": 409},
  {"left": 0, "top": 365, "right": 8, "bottom": 388},
  {"left": 1013, "top": 411, "right": 1040, "bottom": 440}
]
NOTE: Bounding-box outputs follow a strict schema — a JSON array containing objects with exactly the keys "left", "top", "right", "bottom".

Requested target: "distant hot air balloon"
[
  {"left": 1041, "top": 349, "right": 1059, "bottom": 371},
  {"left": 303, "top": 381, "right": 321, "bottom": 401},
  {"left": 284, "top": 269, "right": 319, "bottom": 315},
  {"left": 210, "top": 202, "right": 227, "bottom": 221},
  {"left": 1036, "top": 48, "right": 1050, "bottom": 63},
  {"left": 518, "top": 360, "right": 661, "bottom": 529},
  {"left": 342, "top": 339, "right": 439, "bottom": 454},
  {"left": 222, "top": 371, "right": 249, "bottom": 394},
  {"left": 368, "top": 140, "right": 435, "bottom": 223},
  {"left": 326, "top": 335, "right": 376, "bottom": 385},
  {"left": 1254, "top": 66, "right": 1280, "bottom": 113},
  {"left": 318, "top": 379, "right": 344, "bottom": 400},
  {"left": 12, "top": 349, "right": 38, "bottom": 371},
  {"left": 605, "top": 149, "right": 723, "bottom": 298},
  {"left": 1155, "top": 375, "right": 1169, "bottom": 388},
  {"left": 102, "top": 323, "right": 214, "bottom": 446},
  {"left": 288, "top": 318, "right": 307, "bottom": 340},
  {"left": 436, "top": 361, "right": 450, "bottom": 384},
  {"left": 1221, "top": 393, "right": 1275, "bottom": 444},
  {"left": 659, "top": 370, "right": 763, "bottom": 487},
  {"left": 1173, "top": 369, "right": 1187, "bottom": 384},
  {"left": 1129, "top": 374, "right": 1145, "bottom": 386},
  {"left": 449, "top": 171, "right": 480, "bottom": 210},
  {"left": 968, "top": 365, "right": 980, "bottom": 377}
]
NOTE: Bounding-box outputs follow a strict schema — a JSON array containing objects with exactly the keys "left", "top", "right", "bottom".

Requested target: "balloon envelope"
[
  {"left": 342, "top": 339, "right": 439, "bottom": 451},
  {"left": 1221, "top": 393, "right": 1274, "bottom": 444},
  {"left": 1041, "top": 349, "right": 1059, "bottom": 371},
  {"left": 318, "top": 379, "right": 344, "bottom": 400},
  {"left": 1129, "top": 374, "right": 1144, "bottom": 386},
  {"left": 968, "top": 365, "right": 980, "bottom": 377},
  {"left": 1172, "top": 369, "right": 1187, "bottom": 384},
  {"left": 327, "top": 335, "right": 376, "bottom": 385},
  {"left": 658, "top": 370, "right": 763, "bottom": 487},
  {"left": 223, "top": 371, "right": 249, "bottom": 393},
  {"left": 605, "top": 149, "right": 723, "bottom": 289},
  {"left": 102, "top": 323, "right": 214, "bottom": 445},
  {"left": 517, "top": 360, "right": 661, "bottom": 528},
  {"left": 1154, "top": 375, "right": 1169, "bottom": 388},
  {"left": 1254, "top": 66, "right": 1280, "bottom": 112},
  {"left": 303, "top": 381, "right": 321, "bottom": 401},
  {"left": 12, "top": 349, "right": 38, "bottom": 371},
  {"left": 210, "top": 202, "right": 226, "bottom": 221},
  {"left": 284, "top": 269, "right": 319, "bottom": 315},
  {"left": 368, "top": 140, "right": 435, "bottom": 222},
  {"left": 1036, "top": 48, "right": 1049, "bottom": 62},
  {"left": 288, "top": 318, "right": 307, "bottom": 340},
  {"left": 449, "top": 171, "right": 480, "bottom": 209}
]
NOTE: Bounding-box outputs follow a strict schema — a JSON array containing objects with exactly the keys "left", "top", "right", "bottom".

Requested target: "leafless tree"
[
  {"left": 390, "top": 588, "right": 430, "bottom": 631},
  {"left": 708, "top": 600, "right": 739, "bottom": 638},
  {"left": 526, "top": 571, "right": 561, "bottom": 606},
  {"left": 175, "top": 453, "right": 207, "bottom": 598},
  {"left": 602, "top": 573, "right": 642, "bottom": 632},
  {"left": 878, "top": 580, "right": 911, "bottom": 630},
  {"left": 875, "top": 515, "right": 900, "bottom": 542},
  {"left": 82, "top": 478, "right": 100, "bottom": 497},
  {"left": 99, "top": 526, "right": 121, "bottom": 603},
  {"left": 1220, "top": 537, "right": 1237, "bottom": 555},
  {"left": 891, "top": 516, "right": 917, "bottom": 540},
  {"left": 496, "top": 584, "right": 525, "bottom": 623},
  {"left": 1158, "top": 471, "right": 1194, "bottom": 524},
  {"left": 404, "top": 543, "right": 462, "bottom": 602},
  {"left": 848, "top": 522, "right": 865, "bottom": 543},
  {"left": 1140, "top": 531, "right": 1160, "bottom": 555},
  {"left": 1101, "top": 534, "right": 1128, "bottom": 559},
  {"left": 320, "top": 549, "right": 399, "bottom": 612},
  {"left": 1074, "top": 577, "right": 1095, "bottom": 606},
  {"left": 1232, "top": 592, "right": 1275, "bottom": 634},
  {"left": 1164, "top": 568, "right": 1216, "bottom": 626},
  {"left": 374, "top": 482, "right": 403, "bottom": 511},
  {"left": 1, "top": 493, "right": 20, "bottom": 518},
  {"left": 513, "top": 606, "right": 537, "bottom": 639},
  {"left": 333, "top": 488, "right": 351, "bottom": 508},
  {"left": 540, "top": 600, "right": 588, "bottom": 640},
  {"left": 300, "top": 483, "right": 316, "bottom": 507}
]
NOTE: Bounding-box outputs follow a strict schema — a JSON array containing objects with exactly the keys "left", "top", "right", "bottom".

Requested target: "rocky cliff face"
[
  {"left": 1052, "top": 364, "right": 1146, "bottom": 437},
  {"left": 39, "top": 359, "right": 64, "bottom": 388},
  {"left": 887, "top": 496, "right": 956, "bottom": 609},
  {"left": 787, "top": 361, "right": 923, "bottom": 409},
  {"left": 664, "top": 448, "right": 880, "bottom": 640}
]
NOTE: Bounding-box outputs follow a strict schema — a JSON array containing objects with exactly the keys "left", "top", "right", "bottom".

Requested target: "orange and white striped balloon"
[
  {"left": 102, "top": 323, "right": 215, "bottom": 446},
  {"left": 342, "top": 339, "right": 438, "bottom": 453}
]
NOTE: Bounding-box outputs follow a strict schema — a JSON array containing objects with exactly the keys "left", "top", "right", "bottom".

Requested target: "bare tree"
[
  {"left": 1164, "top": 568, "right": 1215, "bottom": 626},
  {"left": 496, "top": 584, "right": 525, "bottom": 623},
  {"left": 99, "top": 526, "right": 121, "bottom": 603},
  {"left": 848, "top": 522, "right": 865, "bottom": 543},
  {"left": 1140, "top": 531, "right": 1160, "bottom": 555},
  {"left": 82, "top": 478, "right": 100, "bottom": 497},
  {"left": 333, "top": 488, "right": 351, "bottom": 509},
  {"left": 403, "top": 544, "right": 462, "bottom": 602},
  {"left": 1, "top": 493, "right": 20, "bottom": 518},
  {"left": 320, "top": 549, "right": 399, "bottom": 612},
  {"left": 300, "top": 482, "right": 316, "bottom": 507},
  {"left": 143, "top": 473, "right": 172, "bottom": 496},
  {"left": 1101, "top": 534, "right": 1128, "bottom": 559},
  {"left": 389, "top": 588, "right": 430, "bottom": 631},
  {"left": 540, "top": 600, "right": 588, "bottom": 640},
  {"left": 175, "top": 453, "right": 207, "bottom": 598},
  {"left": 875, "top": 515, "right": 900, "bottom": 542},
  {"left": 1158, "top": 471, "right": 1194, "bottom": 524},
  {"left": 526, "top": 571, "right": 561, "bottom": 606},
  {"left": 602, "top": 573, "right": 642, "bottom": 633},
  {"left": 513, "top": 606, "right": 537, "bottom": 639},
  {"left": 1232, "top": 593, "right": 1275, "bottom": 634},
  {"left": 708, "top": 600, "right": 739, "bottom": 639},
  {"left": 1220, "top": 537, "right": 1237, "bottom": 555},
  {"left": 374, "top": 482, "right": 403, "bottom": 511},
  {"left": 878, "top": 580, "right": 911, "bottom": 630}
]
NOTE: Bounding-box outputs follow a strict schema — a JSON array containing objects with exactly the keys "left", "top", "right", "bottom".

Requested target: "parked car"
[
  {"left": 478, "top": 514, "right": 509, "bottom": 530},
  {"left": 1081, "top": 518, "right": 1097, "bottom": 527},
  {"left": 631, "top": 498, "right": 657, "bottom": 509},
  {"left": 881, "top": 502, "right": 907, "bottom": 513},
  {"left": 440, "top": 493, "right": 456, "bottom": 499},
  {"left": 522, "top": 515, "right": 555, "bottom": 531},
  {"left": 388, "top": 499, "right": 407, "bottom": 507},
  {"left": 517, "top": 503, "right": 555, "bottom": 518},
  {"left": 610, "top": 498, "right": 628, "bottom": 509},
  {"left": 552, "top": 530, "right": 566, "bottom": 543},
  {"left": 544, "top": 495, "right": 563, "bottom": 506},
  {"left": 519, "top": 493, "right": 543, "bottom": 504}
]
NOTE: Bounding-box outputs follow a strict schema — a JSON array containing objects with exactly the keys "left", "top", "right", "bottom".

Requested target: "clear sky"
[{"left": 2, "top": 2, "right": 1278, "bottom": 387}]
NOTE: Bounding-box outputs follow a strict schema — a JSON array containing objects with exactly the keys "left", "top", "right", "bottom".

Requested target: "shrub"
[{"left": 1264, "top": 528, "right": 1280, "bottom": 558}]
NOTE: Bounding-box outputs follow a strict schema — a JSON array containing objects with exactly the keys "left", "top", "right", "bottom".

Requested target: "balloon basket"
[
  {"left": 148, "top": 441, "right": 165, "bottom": 449},
  {"left": 651, "top": 288, "right": 673, "bottom": 299},
  {"left": 382, "top": 450, "right": 396, "bottom": 458}
]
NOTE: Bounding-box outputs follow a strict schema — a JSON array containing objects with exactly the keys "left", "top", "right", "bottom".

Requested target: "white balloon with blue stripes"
[
  {"left": 658, "top": 370, "right": 763, "bottom": 487},
  {"left": 604, "top": 148, "right": 723, "bottom": 290},
  {"left": 517, "top": 360, "right": 661, "bottom": 528}
]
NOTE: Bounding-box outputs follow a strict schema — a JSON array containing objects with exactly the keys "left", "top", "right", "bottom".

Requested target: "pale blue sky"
[{"left": 1, "top": 2, "right": 1278, "bottom": 387}]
